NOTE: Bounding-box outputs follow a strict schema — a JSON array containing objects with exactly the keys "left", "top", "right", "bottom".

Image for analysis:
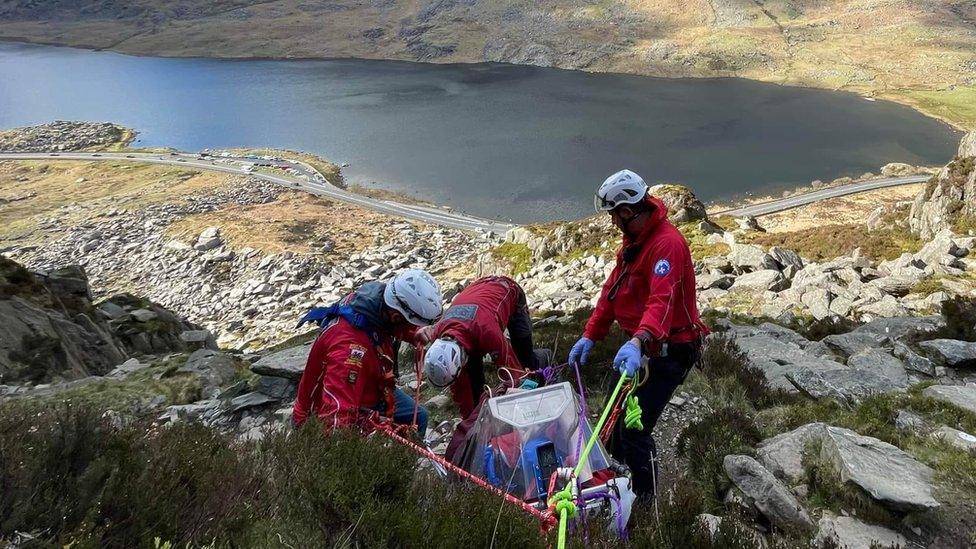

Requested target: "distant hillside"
[{"left": 0, "top": 0, "right": 974, "bottom": 127}]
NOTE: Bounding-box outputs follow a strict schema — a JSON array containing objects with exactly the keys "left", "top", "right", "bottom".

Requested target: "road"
[
  {"left": 714, "top": 174, "right": 930, "bottom": 218},
  {"left": 0, "top": 151, "right": 515, "bottom": 233}
]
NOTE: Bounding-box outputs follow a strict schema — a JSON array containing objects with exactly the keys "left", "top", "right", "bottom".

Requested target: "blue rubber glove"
[
  {"left": 568, "top": 337, "right": 594, "bottom": 366},
  {"left": 614, "top": 340, "right": 642, "bottom": 377}
]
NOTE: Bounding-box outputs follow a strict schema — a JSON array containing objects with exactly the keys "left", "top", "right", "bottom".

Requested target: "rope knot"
[
  {"left": 549, "top": 488, "right": 578, "bottom": 519},
  {"left": 624, "top": 395, "right": 643, "bottom": 431}
]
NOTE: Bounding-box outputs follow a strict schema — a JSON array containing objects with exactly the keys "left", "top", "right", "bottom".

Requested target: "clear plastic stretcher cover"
[{"left": 457, "top": 381, "right": 611, "bottom": 502}]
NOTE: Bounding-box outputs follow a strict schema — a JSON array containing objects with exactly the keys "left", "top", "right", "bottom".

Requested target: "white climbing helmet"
[
  {"left": 383, "top": 269, "right": 443, "bottom": 326},
  {"left": 594, "top": 169, "right": 648, "bottom": 211},
  {"left": 424, "top": 338, "right": 465, "bottom": 387}
]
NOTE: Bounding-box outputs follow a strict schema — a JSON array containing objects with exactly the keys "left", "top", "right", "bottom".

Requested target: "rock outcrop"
[
  {"left": 0, "top": 257, "right": 212, "bottom": 384},
  {"left": 909, "top": 130, "right": 976, "bottom": 239},
  {"left": 0, "top": 120, "right": 129, "bottom": 152}
]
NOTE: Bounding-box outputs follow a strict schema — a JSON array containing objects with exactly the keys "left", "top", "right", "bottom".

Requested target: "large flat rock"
[
  {"left": 922, "top": 384, "right": 976, "bottom": 414},
  {"left": 852, "top": 315, "right": 945, "bottom": 341},
  {"left": 757, "top": 423, "right": 828, "bottom": 483},
  {"left": 813, "top": 515, "right": 907, "bottom": 549},
  {"left": 722, "top": 455, "right": 814, "bottom": 531},
  {"left": 820, "top": 426, "right": 939, "bottom": 513},
  {"left": 731, "top": 332, "right": 845, "bottom": 391},
  {"left": 251, "top": 342, "right": 312, "bottom": 380},
  {"left": 786, "top": 367, "right": 901, "bottom": 404},
  {"left": 846, "top": 349, "right": 908, "bottom": 387},
  {"left": 821, "top": 332, "right": 890, "bottom": 359},
  {"left": 918, "top": 339, "right": 976, "bottom": 368}
]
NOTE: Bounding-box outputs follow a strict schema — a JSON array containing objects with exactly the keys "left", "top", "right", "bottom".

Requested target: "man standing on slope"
[
  {"left": 292, "top": 269, "right": 443, "bottom": 438},
  {"left": 568, "top": 169, "right": 708, "bottom": 501},
  {"left": 422, "top": 275, "right": 545, "bottom": 462}
]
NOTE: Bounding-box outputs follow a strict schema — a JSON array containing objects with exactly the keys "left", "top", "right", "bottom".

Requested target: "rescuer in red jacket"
[
  {"left": 292, "top": 269, "right": 443, "bottom": 436},
  {"left": 422, "top": 275, "right": 543, "bottom": 462},
  {"left": 568, "top": 169, "right": 708, "bottom": 501}
]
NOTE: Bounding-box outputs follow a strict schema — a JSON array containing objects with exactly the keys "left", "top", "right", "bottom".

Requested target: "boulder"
[
  {"left": 932, "top": 425, "right": 976, "bottom": 451},
  {"left": 813, "top": 514, "right": 907, "bottom": 549},
  {"left": 729, "top": 269, "right": 786, "bottom": 292},
  {"left": 918, "top": 339, "right": 976, "bottom": 368},
  {"left": 819, "top": 425, "right": 939, "bottom": 512},
  {"left": 853, "top": 315, "right": 945, "bottom": 341},
  {"left": 129, "top": 308, "right": 158, "bottom": 322},
  {"left": 178, "top": 349, "right": 239, "bottom": 395},
  {"left": 857, "top": 294, "right": 909, "bottom": 318},
  {"left": 908, "top": 131, "right": 976, "bottom": 238},
  {"left": 757, "top": 422, "right": 828, "bottom": 483},
  {"left": 194, "top": 227, "right": 223, "bottom": 251},
  {"left": 256, "top": 375, "right": 296, "bottom": 400},
  {"left": 922, "top": 384, "right": 976, "bottom": 414},
  {"left": 880, "top": 162, "right": 917, "bottom": 177},
  {"left": 729, "top": 332, "right": 845, "bottom": 391},
  {"left": 786, "top": 367, "right": 901, "bottom": 404},
  {"left": 959, "top": 129, "right": 976, "bottom": 158},
  {"left": 727, "top": 244, "right": 778, "bottom": 272},
  {"left": 696, "top": 271, "right": 735, "bottom": 290},
  {"left": 800, "top": 288, "right": 833, "bottom": 320},
  {"left": 892, "top": 342, "right": 937, "bottom": 377},
  {"left": 846, "top": 349, "right": 908, "bottom": 387},
  {"left": 722, "top": 455, "right": 814, "bottom": 531},
  {"left": 768, "top": 247, "right": 804, "bottom": 271},
  {"left": 867, "top": 275, "right": 919, "bottom": 297},
  {"left": 648, "top": 184, "right": 708, "bottom": 223},
  {"left": 821, "top": 332, "right": 889, "bottom": 359},
  {"left": 915, "top": 230, "right": 962, "bottom": 272},
  {"left": 229, "top": 391, "right": 278, "bottom": 413},
  {"left": 179, "top": 329, "right": 218, "bottom": 350},
  {"left": 251, "top": 342, "right": 312, "bottom": 380}
]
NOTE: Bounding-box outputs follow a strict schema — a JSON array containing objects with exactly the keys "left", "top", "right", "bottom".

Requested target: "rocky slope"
[
  {"left": 0, "top": 256, "right": 214, "bottom": 385},
  {"left": 0, "top": 121, "right": 131, "bottom": 152},
  {"left": 3, "top": 129, "right": 976, "bottom": 547},
  {"left": 0, "top": 1, "right": 974, "bottom": 127}
]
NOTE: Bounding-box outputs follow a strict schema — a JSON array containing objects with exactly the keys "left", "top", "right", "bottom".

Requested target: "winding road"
[
  {"left": 0, "top": 151, "right": 932, "bottom": 225},
  {"left": 0, "top": 151, "right": 514, "bottom": 233},
  {"left": 714, "top": 174, "right": 930, "bottom": 218}
]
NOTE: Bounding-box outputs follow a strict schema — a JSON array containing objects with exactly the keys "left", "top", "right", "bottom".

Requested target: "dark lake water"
[{"left": 0, "top": 42, "right": 961, "bottom": 222}]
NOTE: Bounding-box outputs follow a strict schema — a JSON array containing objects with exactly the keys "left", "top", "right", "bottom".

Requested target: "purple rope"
[{"left": 570, "top": 361, "right": 588, "bottom": 466}]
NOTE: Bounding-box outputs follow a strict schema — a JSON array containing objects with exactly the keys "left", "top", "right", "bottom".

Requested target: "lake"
[{"left": 0, "top": 42, "right": 961, "bottom": 222}]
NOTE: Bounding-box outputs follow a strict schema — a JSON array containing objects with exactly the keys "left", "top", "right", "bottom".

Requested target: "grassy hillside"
[{"left": 0, "top": 0, "right": 974, "bottom": 127}]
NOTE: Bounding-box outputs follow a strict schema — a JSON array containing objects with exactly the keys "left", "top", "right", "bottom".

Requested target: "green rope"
[
  {"left": 550, "top": 372, "right": 631, "bottom": 549},
  {"left": 624, "top": 394, "right": 643, "bottom": 430}
]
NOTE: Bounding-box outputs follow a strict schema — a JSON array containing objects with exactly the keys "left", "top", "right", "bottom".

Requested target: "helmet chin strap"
[{"left": 621, "top": 209, "right": 646, "bottom": 236}]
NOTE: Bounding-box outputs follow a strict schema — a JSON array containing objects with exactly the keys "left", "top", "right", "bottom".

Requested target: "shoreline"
[{"left": 1, "top": 38, "right": 969, "bottom": 133}]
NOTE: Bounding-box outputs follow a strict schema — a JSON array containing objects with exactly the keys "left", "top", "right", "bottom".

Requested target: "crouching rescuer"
[
  {"left": 422, "top": 275, "right": 547, "bottom": 463},
  {"left": 568, "top": 169, "right": 708, "bottom": 501},
  {"left": 292, "top": 269, "right": 443, "bottom": 437}
]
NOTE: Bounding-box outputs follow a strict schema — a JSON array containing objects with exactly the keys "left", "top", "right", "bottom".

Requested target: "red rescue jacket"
[
  {"left": 291, "top": 316, "right": 396, "bottom": 430},
  {"left": 433, "top": 276, "right": 525, "bottom": 371},
  {"left": 432, "top": 276, "right": 526, "bottom": 417},
  {"left": 583, "top": 195, "right": 708, "bottom": 346},
  {"left": 292, "top": 282, "right": 418, "bottom": 431}
]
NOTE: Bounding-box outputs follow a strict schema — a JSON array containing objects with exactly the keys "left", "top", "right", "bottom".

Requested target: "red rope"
[
  {"left": 412, "top": 344, "right": 424, "bottom": 428},
  {"left": 366, "top": 415, "right": 557, "bottom": 532},
  {"left": 598, "top": 383, "right": 631, "bottom": 444}
]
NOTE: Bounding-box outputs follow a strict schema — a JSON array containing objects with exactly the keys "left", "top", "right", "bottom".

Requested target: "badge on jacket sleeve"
[
  {"left": 653, "top": 259, "right": 672, "bottom": 277},
  {"left": 347, "top": 369, "right": 359, "bottom": 384},
  {"left": 347, "top": 344, "right": 366, "bottom": 365}
]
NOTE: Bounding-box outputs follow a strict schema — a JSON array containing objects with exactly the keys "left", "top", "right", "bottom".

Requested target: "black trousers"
[
  {"left": 507, "top": 284, "right": 538, "bottom": 372},
  {"left": 606, "top": 341, "right": 699, "bottom": 501}
]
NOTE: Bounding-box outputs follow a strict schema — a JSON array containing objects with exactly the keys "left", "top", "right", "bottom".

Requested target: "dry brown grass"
[
  {"left": 757, "top": 184, "right": 924, "bottom": 233},
  {"left": 164, "top": 191, "right": 408, "bottom": 255},
  {"left": 0, "top": 160, "right": 235, "bottom": 242}
]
